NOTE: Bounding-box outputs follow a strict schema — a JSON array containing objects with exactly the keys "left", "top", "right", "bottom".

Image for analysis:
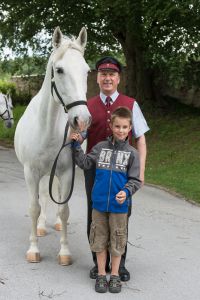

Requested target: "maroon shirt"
[{"left": 87, "top": 94, "right": 135, "bottom": 153}]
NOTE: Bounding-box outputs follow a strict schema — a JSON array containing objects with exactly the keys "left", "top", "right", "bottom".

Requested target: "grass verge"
[{"left": 145, "top": 102, "right": 200, "bottom": 204}]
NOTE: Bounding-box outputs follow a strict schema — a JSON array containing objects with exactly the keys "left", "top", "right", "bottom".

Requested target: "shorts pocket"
[
  {"left": 89, "top": 223, "right": 96, "bottom": 246},
  {"left": 116, "top": 229, "right": 127, "bottom": 250}
]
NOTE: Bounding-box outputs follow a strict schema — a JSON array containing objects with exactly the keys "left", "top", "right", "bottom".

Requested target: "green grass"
[
  {"left": 1, "top": 103, "right": 200, "bottom": 204},
  {"left": 145, "top": 104, "right": 200, "bottom": 204},
  {"left": 0, "top": 105, "right": 26, "bottom": 146}
]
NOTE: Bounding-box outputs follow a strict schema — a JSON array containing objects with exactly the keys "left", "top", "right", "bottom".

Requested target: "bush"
[
  {"left": 12, "top": 91, "right": 32, "bottom": 106},
  {"left": 0, "top": 79, "right": 32, "bottom": 105},
  {"left": 0, "top": 80, "right": 16, "bottom": 97}
]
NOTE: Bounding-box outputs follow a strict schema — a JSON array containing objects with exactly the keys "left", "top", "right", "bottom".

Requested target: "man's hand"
[{"left": 116, "top": 190, "right": 126, "bottom": 204}]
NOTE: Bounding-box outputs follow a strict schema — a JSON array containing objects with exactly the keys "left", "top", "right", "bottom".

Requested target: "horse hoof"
[
  {"left": 37, "top": 228, "right": 47, "bottom": 236},
  {"left": 26, "top": 252, "right": 41, "bottom": 263},
  {"left": 58, "top": 255, "right": 72, "bottom": 266},
  {"left": 55, "top": 223, "right": 62, "bottom": 231}
]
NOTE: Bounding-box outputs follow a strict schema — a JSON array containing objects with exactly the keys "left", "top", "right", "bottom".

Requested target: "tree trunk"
[{"left": 118, "top": 32, "right": 153, "bottom": 104}]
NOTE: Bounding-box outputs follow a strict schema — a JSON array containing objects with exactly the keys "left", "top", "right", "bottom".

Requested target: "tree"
[
  {"left": 0, "top": 56, "right": 47, "bottom": 77},
  {"left": 0, "top": 0, "right": 200, "bottom": 104}
]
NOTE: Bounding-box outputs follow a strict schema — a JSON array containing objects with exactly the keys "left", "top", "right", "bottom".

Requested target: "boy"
[{"left": 70, "top": 107, "right": 141, "bottom": 293}]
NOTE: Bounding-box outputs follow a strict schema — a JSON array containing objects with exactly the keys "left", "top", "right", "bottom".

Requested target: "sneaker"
[
  {"left": 95, "top": 275, "right": 108, "bottom": 293},
  {"left": 109, "top": 275, "right": 121, "bottom": 293}
]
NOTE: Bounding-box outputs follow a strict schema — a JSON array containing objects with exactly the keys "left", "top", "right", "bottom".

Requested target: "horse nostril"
[
  {"left": 74, "top": 116, "right": 78, "bottom": 127},
  {"left": 5, "top": 121, "right": 12, "bottom": 128}
]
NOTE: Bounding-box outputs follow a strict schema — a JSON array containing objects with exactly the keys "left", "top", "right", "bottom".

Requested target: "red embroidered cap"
[
  {"left": 98, "top": 63, "right": 119, "bottom": 72},
  {"left": 96, "top": 56, "right": 122, "bottom": 73}
]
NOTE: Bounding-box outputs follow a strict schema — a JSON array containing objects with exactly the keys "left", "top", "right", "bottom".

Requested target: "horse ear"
[
  {"left": 52, "top": 27, "right": 63, "bottom": 48},
  {"left": 76, "top": 27, "right": 87, "bottom": 50}
]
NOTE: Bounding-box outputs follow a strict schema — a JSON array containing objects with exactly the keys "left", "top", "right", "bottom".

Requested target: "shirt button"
[
  {"left": 107, "top": 110, "right": 110, "bottom": 113},
  {"left": 107, "top": 119, "right": 110, "bottom": 122},
  {"left": 107, "top": 128, "right": 110, "bottom": 131}
]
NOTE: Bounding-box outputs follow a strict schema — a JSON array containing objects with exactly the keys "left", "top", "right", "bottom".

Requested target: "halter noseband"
[
  {"left": 0, "top": 96, "right": 13, "bottom": 121},
  {"left": 51, "top": 67, "right": 87, "bottom": 113}
]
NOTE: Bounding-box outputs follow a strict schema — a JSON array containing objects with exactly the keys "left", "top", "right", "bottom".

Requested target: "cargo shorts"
[{"left": 89, "top": 209, "right": 128, "bottom": 256}]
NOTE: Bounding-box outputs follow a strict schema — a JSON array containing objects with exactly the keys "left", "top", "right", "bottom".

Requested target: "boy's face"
[{"left": 110, "top": 117, "right": 132, "bottom": 141}]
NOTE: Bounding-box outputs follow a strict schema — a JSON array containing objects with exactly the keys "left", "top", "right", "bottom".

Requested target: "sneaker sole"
[
  {"left": 95, "top": 288, "right": 107, "bottom": 293},
  {"left": 109, "top": 289, "right": 121, "bottom": 293}
]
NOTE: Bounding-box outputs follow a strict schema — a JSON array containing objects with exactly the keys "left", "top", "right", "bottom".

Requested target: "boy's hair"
[{"left": 111, "top": 106, "right": 132, "bottom": 125}]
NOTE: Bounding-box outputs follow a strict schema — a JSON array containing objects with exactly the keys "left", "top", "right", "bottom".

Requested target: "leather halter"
[
  {"left": 0, "top": 95, "right": 13, "bottom": 121},
  {"left": 51, "top": 67, "right": 87, "bottom": 112},
  {"left": 49, "top": 67, "right": 88, "bottom": 205}
]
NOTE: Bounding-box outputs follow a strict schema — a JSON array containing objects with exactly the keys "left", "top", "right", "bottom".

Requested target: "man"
[{"left": 84, "top": 56, "right": 149, "bottom": 282}]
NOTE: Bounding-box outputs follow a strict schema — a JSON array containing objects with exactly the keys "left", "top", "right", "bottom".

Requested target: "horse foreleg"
[
  {"left": 37, "top": 193, "right": 47, "bottom": 237},
  {"left": 54, "top": 179, "right": 62, "bottom": 231},
  {"left": 24, "top": 166, "right": 41, "bottom": 262},
  {"left": 37, "top": 177, "right": 48, "bottom": 237},
  {"left": 58, "top": 204, "right": 72, "bottom": 265},
  {"left": 55, "top": 207, "right": 62, "bottom": 231},
  {"left": 57, "top": 174, "right": 72, "bottom": 266}
]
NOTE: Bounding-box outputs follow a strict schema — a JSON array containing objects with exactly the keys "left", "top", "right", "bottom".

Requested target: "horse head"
[
  {"left": 0, "top": 93, "right": 14, "bottom": 128},
  {"left": 51, "top": 27, "right": 91, "bottom": 131}
]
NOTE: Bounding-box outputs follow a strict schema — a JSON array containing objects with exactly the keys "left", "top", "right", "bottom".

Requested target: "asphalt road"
[{"left": 0, "top": 146, "right": 200, "bottom": 300}]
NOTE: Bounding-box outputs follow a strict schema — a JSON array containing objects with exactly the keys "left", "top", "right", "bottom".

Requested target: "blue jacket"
[{"left": 74, "top": 136, "right": 141, "bottom": 213}]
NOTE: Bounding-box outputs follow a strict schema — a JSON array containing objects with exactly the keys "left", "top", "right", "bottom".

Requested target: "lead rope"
[{"left": 49, "top": 121, "right": 76, "bottom": 205}]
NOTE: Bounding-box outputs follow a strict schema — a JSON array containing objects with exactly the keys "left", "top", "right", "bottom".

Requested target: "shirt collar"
[
  {"left": 100, "top": 91, "right": 119, "bottom": 104},
  {"left": 107, "top": 135, "right": 129, "bottom": 148}
]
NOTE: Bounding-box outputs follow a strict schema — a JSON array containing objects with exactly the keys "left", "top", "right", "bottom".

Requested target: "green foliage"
[
  {"left": 0, "top": 56, "right": 45, "bottom": 105},
  {"left": 0, "top": 56, "right": 47, "bottom": 76},
  {"left": 0, "top": 79, "right": 31, "bottom": 105},
  {"left": 0, "top": 1, "right": 200, "bottom": 97},
  {"left": 143, "top": 0, "right": 200, "bottom": 88},
  {"left": 0, "top": 79, "right": 16, "bottom": 96}
]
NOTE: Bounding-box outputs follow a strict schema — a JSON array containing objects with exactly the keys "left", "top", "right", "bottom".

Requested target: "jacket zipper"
[{"left": 107, "top": 150, "right": 115, "bottom": 211}]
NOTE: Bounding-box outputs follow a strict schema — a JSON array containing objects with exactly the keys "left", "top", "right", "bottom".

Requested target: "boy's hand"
[
  {"left": 116, "top": 191, "right": 126, "bottom": 204},
  {"left": 70, "top": 132, "right": 80, "bottom": 141}
]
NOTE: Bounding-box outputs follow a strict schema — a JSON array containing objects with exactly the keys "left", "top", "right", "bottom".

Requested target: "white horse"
[
  {"left": 0, "top": 93, "right": 14, "bottom": 128},
  {"left": 14, "top": 27, "right": 91, "bottom": 265}
]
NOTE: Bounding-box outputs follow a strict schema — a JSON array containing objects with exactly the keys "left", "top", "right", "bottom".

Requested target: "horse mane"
[{"left": 52, "top": 35, "right": 84, "bottom": 63}]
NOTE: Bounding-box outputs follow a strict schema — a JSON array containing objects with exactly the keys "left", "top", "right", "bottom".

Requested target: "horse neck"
[{"left": 38, "top": 59, "right": 63, "bottom": 132}]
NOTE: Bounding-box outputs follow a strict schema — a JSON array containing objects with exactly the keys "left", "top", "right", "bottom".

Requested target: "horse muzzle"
[
  {"left": 4, "top": 120, "right": 14, "bottom": 128},
  {"left": 72, "top": 115, "right": 92, "bottom": 131}
]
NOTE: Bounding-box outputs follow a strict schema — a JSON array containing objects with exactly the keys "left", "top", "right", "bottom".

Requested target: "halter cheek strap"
[
  {"left": 51, "top": 67, "right": 87, "bottom": 112},
  {"left": 0, "top": 96, "right": 13, "bottom": 121}
]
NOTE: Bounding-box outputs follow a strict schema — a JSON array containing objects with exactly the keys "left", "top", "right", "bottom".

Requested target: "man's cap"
[{"left": 96, "top": 56, "right": 122, "bottom": 73}]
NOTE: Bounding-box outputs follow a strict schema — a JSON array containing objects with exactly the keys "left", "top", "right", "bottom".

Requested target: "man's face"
[{"left": 97, "top": 70, "right": 120, "bottom": 95}]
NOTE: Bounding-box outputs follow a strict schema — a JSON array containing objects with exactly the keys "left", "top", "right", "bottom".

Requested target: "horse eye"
[{"left": 56, "top": 67, "right": 64, "bottom": 74}]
